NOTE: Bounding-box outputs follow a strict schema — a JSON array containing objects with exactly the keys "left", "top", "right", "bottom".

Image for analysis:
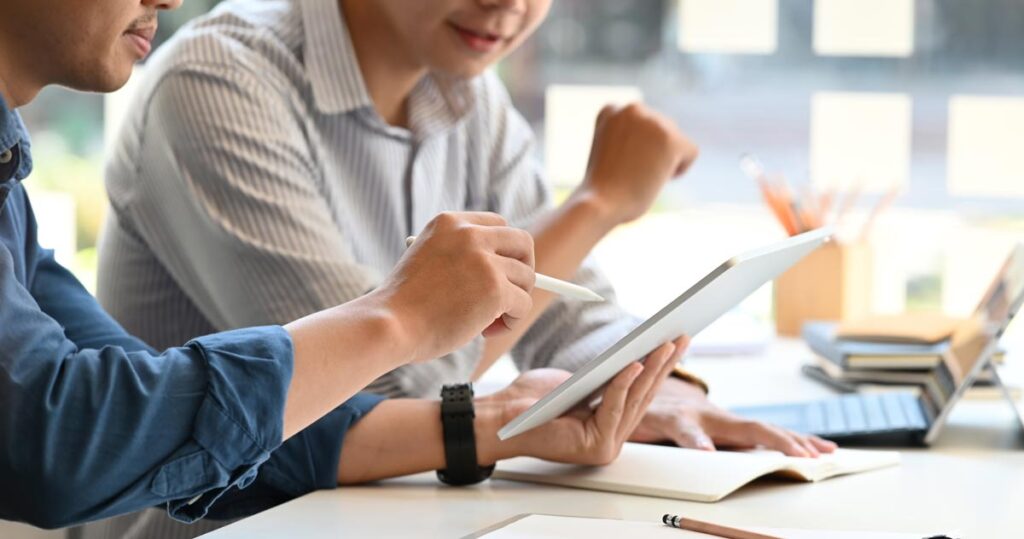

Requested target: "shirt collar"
[
  {"left": 0, "top": 96, "right": 34, "bottom": 183},
  {"left": 300, "top": 0, "right": 476, "bottom": 137},
  {"left": 302, "top": 0, "right": 373, "bottom": 114}
]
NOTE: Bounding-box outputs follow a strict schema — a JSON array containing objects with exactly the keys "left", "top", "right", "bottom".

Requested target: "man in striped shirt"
[{"left": 94, "top": 0, "right": 834, "bottom": 535}]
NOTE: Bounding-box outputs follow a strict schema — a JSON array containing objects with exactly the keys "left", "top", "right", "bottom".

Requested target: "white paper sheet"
[
  {"left": 481, "top": 515, "right": 932, "bottom": 539},
  {"left": 809, "top": 91, "right": 912, "bottom": 193},
  {"left": 544, "top": 85, "right": 643, "bottom": 187},
  {"left": 813, "top": 0, "right": 914, "bottom": 57},
  {"left": 947, "top": 95, "right": 1024, "bottom": 198},
  {"left": 676, "top": 0, "right": 778, "bottom": 54}
]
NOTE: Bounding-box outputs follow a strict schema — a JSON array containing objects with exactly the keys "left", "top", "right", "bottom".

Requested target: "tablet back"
[{"left": 498, "top": 227, "right": 833, "bottom": 440}]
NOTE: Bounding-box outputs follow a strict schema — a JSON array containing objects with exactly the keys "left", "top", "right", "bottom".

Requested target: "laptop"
[
  {"left": 735, "top": 244, "right": 1024, "bottom": 446},
  {"left": 498, "top": 227, "right": 834, "bottom": 440}
]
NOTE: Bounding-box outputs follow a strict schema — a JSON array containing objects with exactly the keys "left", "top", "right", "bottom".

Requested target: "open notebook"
[
  {"left": 466, "top": 515, "right": 936, "bottom": 539},
  {"left": 493, "top": 443, "right": 900, "bottom": 502}
]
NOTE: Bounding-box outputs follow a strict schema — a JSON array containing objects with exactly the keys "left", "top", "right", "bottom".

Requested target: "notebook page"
[
  {"left": 495, "top": 443, "right": 790, "bottom": 502},
  {"left": 780, "top": 449, "right": 901, "bottom": 481},
  {"left": 480, "top": 515, "right": 929, "bottom": 539},
  {"left": 494, "top": 443, "right": 899, "bottom": 502}
]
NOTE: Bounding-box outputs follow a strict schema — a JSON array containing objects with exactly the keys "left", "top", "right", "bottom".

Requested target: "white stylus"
[{"left": 405, "top": 235, "right": 605, "bottom": 303}]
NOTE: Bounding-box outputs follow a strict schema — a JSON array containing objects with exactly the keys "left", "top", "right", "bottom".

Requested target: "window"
[
  {"left": 19, "top": 0, "right": 1024, "bottom": 342},
  {"left": 500, "top": 0, "right": 1024, "bottom": 341}
]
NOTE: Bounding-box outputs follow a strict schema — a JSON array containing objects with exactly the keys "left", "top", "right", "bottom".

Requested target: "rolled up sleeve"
[
  {"left": 202, "top": 393, "right": 385, "bottom": 520},
  {"left": 163, "top": 327, "right": 295, "bottom": 523},
  {"left": 0, "top": 237, "right": 295, "bottom": 528}
]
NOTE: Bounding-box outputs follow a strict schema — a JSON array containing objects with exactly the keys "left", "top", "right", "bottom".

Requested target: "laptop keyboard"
[{"left": 806, "top": 392, "right": 928, "bottom": 436}]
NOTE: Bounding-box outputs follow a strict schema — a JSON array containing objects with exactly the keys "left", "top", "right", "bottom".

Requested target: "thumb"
[
  {"left": 672, "top": 139, "right": 699, "bottom": 177},
  {"left": 594, "top": 104, "right": 618, "bottom": 129},
  {"left": 670, "top": 422, "right": 716, "bottom": 451},
  {"left": 584, "top": 105, "right": 619, "bottom": 176},
  {"left": 482, "top": 318, "right": 509, "bottom": 337}
]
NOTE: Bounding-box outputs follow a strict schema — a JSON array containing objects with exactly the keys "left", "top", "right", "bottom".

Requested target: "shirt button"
[{"left": 0, "top": 149, "right": 12, "bottom": 164}]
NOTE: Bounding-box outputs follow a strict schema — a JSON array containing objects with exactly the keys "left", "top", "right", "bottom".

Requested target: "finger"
[
  {"left": 483, "top": 226, "right": 535, "bottom": 267},
  {"left": 721, "top": 419, "right": 808, "bottom": 457},
  {"left": 794, "top": 433, "right": 821, "bottom": 458},
  {"left": 617, "top": 343, "right": 675, "bottom": 439},
  {"left": 672, "top": 335, "right": 691, "bottom": 359},
  {"left": 664, "top": 336, "right": 688, "bottom": 372},
  {"left": 628, "top": 343, "right": 675, "bottom": 406},
  {"left": 753, "top": 424, "right": 810, "bottom": 458},
  {"left": 651, "top": 340, "right": 681, "bottom": 392},
  {"left": 623, "top": 342, "right": 680, "bottom": 440},
  {"left": 643, "top": 341, "right": 681, "bottom": 404},
  {"left": 585, "top": 105, "right": 621, "bottom": 173},
  {"left": 670, "top": 422, "right": 716, "bottom": 451},
  {"left": 444, "top": 211, "right": 508, "bottom": 227},
  {"left": 673, "top": 137, "right": 699, "bottom": 177},
  {"left": 594, "top": 104, "right": 619, "bottom": 129},
  {"left": 482, "top": 318, "right": 508, "bottom": 338},
  {"left": 595, "top": 362, "right": 643, "bottom": 438},
  {"left": 497, "top": 281, "right": 534, "bottom": 330},
  {"left": 497, "top": 256, "right": 536, "bottom": 295},
  {"left": 809, "top": 435, "right": 838, "bottom": 453}
]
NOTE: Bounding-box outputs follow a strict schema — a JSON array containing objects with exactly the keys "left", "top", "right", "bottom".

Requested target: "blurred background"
[
  {"left": 22, "top": 0, "right": 1023, "bottom": 342},
  {"left": 7, "top": 0, "right": 1023, "bottom": 536}
]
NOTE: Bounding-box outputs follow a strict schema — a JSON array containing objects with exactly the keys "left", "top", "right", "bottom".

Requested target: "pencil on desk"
[
  {"left": 404, "top": 235, "right": 604, "bottom": 302},
  {"left": 662, "top": 514, "right": 782, "bottom": 539}
]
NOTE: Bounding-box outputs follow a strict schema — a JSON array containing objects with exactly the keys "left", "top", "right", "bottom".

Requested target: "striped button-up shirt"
[{"left": 99, "top": 0, "right": 637, "bottom": 401}]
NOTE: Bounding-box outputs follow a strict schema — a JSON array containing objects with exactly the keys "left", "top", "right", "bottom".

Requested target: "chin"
[
  {"left": 97, "top": 66, "right": 136, "bottom": 92},
  {"left": 435, "top": 59, "right": 492, "bottom": 80},
  {"left": 70, "top": 60, "right": 135, "bottom": 94}
]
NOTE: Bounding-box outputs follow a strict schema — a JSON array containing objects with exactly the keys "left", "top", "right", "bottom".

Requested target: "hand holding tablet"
[{"left": 499, "top": 227, "right": 834, "bottom": 440}]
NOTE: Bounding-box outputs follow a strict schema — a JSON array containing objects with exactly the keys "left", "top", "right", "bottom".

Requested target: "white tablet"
[{"left": 497, "top": 227, "right": 834, "bottom": 440}]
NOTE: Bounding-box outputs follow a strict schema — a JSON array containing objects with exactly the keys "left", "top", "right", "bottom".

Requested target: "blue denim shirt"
[{"left": 0, "top": 99, "right": 382, "bottom": 528}]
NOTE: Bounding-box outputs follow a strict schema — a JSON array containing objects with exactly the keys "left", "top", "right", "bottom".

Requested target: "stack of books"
[{"left": 802, "top": 319, "right": 1008, "bottom": 403}]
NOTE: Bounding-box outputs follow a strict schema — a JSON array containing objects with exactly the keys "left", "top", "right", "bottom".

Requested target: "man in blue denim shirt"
[{"left": 0, "top": 0, "right": 541, "bottom": 528}]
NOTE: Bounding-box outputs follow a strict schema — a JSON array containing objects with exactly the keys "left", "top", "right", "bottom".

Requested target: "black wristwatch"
[{"left": 437, "top": 383, "right": 495, "bottom": 486}]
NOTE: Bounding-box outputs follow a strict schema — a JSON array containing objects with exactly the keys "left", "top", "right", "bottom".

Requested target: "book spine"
[{"left": 802, "top": 324, "right": 847, "bottom": 368}]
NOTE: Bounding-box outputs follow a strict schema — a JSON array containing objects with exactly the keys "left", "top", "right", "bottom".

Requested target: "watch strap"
[{"left": 437, "top": 383, "right": 494, "bottom": 486}]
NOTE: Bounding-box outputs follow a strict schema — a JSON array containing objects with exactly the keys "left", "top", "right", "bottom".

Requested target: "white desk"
[{"left": 202, "top": 341, "right": 1024, "bottom": 538}]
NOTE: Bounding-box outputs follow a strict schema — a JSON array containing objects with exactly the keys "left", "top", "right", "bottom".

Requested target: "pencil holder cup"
[{"left": 774, "top": 241, "right": 872, "bottom": 336}]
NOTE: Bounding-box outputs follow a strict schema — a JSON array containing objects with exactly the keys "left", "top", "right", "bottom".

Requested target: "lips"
[
  {"left": 448, "top": 22, "right": 505, "bottom": 53},
  {"left": 123, "top": 24, "right": 156, "bottom": 58}
]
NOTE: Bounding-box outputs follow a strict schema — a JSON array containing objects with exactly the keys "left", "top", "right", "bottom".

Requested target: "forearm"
[
  {"left": 283, "top": 294, "right": 412, "bottom": 439},
  {"left": 336, "top": 396, "right": 517, "bottom": 484},
  {"left": 477, "top": 192, "right": 619, "bottom": 373}
]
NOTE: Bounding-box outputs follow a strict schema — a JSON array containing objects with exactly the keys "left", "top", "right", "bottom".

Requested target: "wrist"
[
  {"left": 564, "top": 188, "right": 628, "bottom": 231},
  {"left": 343, "top": 292, "right": 418, "bottom": 369},
  {"left": 473, "top": 396, "right": 520, "bottom": 465}
]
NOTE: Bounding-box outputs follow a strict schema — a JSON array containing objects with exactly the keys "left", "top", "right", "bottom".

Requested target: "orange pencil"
[
  {"left": 771, "top": 174, "right": 804, "bottom": 235},
  {"left": 759, "top": 179, "right": 799, "bottom": 236},
  {"left": 859, "top": 184, "right": 901, "bottom": 242},
  {"left": 662, "top": 514, "right": 782, "bottom": 539},
  {"left": 740, "top": 154, "right": 799, "bottom": 236},
  {"left": 818, "top": 188, "right": 836, "bottom": 225}
]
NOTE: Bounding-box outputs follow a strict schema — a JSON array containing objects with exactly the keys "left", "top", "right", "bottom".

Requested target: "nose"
[
  {"left": 143, "top": 0, "right": 183, "bottom": 11},
  {"left": 478, "top": 0, "right": 525, "bottom": 12}
]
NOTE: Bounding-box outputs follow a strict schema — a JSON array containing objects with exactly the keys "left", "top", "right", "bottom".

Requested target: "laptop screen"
[{"left": 940, "top": 245, "right": 1024, "bottom": 399}]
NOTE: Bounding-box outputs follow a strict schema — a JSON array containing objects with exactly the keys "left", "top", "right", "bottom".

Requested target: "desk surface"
[{"left": 203, "top": 340, "right": 1024, "bottom": 538}]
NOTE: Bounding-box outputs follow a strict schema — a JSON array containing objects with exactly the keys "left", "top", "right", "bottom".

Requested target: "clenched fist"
[{"left": 580, "top": 103, "right": 699, "bottom": 225}]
